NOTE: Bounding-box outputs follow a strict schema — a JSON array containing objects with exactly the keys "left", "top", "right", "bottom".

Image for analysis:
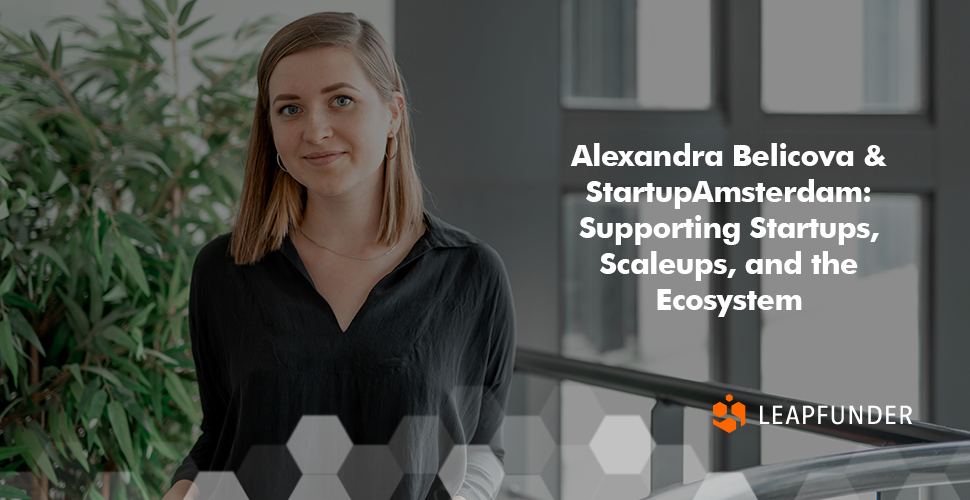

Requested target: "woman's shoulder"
[
  {"left": 190, "top": 233, "right": 236, "bottom": 281},
  {"left": 424, "top": 213, "right": 509, "bottom": 283}
]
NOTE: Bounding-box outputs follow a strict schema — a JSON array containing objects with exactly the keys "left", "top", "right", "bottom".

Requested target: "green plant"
[{"left": 0, "top": 1, "right": 267, "bottom": 497}]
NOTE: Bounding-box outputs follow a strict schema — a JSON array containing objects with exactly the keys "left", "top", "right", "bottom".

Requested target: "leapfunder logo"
[
  {"left": 711, "top": 394, "right": 914, "bottom": 433},
  {"left": 713, "top": 394, "right": 746, "bottom": 433}
]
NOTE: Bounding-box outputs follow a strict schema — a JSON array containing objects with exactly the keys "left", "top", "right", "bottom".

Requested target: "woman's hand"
[{"left": 162, "top": 480, "right": 200, "bottom": 500}]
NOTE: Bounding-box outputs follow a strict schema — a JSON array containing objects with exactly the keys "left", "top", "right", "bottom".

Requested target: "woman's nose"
[{"left": 303, "top": 109, "right": 333, "bottom": 143}]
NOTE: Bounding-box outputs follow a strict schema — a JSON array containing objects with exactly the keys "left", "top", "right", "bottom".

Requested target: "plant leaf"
[
  {"left": 85, "top": 388, "right": 107, "bottom": 427},
  {"left": 20, "top": 425, "right": 57, "bottom": 482},
  {"left": 0, "top": 27, "right": 33, "bottom": 52},
  {"left": 165, "top": 0, "right": 178, "bottom": 15},
  {"left": 102, "top": 324, "right": 137, "bottom": 350},
  {"left": 0, "top": 321, "right": 18, "bottom": 385},
  {"left": 164, "top": 372, "right": 200, "bottom": 425},
  {"left": 57, "top": 288, "right": 90, "bottom": 335},
  {"left": 0, "top": 484, "right": 29, "bottom": 498},
  {"left": 178, "top": 0, "right": 196, "bottom": 26},
  {"left": 51, "top": 34, "right": 63, "bottom": 71},
  {"left": 29, "top": 31, "right": 49, "bottom": 61},
  {"left": 9, "top": 309, "right": 44, "bottom": 356},
  {"left": 66, "top": 363, "right": 84, "bottom": 385},
  {"left": 145, "top": 16, "right": 170, "bottom": 40},
  {"left": 144, "top": 348, "right": 177, "bottom": 365},
  {"left": 0, "top": 267, "right": 16, "bottom": 295},
  {"left": 48, "top": 169, "right": 69, "bottom": 193},
  {"left": 103, "top": 283, "right": 128, "bottom": 302},
  {"left": 191, "top": 33, "right": 223, "bottom": 51},
  {"left": 5, "top": 111, "right": 50, "bottom": 149},
  {"left": 27, "top": 242, "right": 70, "bottom": 276},
  {"left": 0, "top": 445, "right": 28, "bottom": 460},
  {"left": 56, "top": 409, "right": 90, "bottom": 472},
  {"left": 107, "top": 401, "right": 137, "bottom": 465},
  {"left": 179, "top": 14, "right": 212, "bottom": 39},
  {"left": 115, "top": 211, "right": 159, "bottom": 245},
  {"left": 82, "top": 366, "right": 124, "bottom": 389},
  {"left": 114, "top": 236, "right": 150, "bottom": 297},
  {"left": 141, "top": 0, "right": 168, "bottom": 23}
]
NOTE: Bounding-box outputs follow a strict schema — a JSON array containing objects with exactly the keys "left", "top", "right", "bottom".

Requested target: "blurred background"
[{"left": 2, "top": 0, "right": 969, "bottom": 499}]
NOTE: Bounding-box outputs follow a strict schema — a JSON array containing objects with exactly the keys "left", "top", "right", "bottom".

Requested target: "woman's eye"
[
  {"left": 333, "top": 96, "right": 353, "bottom": 107},
  {"left": 280, "top": 105, "right": 299, "bottom": 116}
]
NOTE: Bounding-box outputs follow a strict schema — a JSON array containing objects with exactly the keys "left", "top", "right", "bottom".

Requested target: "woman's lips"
[{"left": 303, "top": 151, "right": 343, "bottom": 166}]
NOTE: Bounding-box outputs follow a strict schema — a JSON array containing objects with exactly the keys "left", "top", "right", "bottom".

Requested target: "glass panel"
[
  {"left": 636, "top": 0, "right": 712, "bottom": 109},
  {"left": 762, "top": 0, "right": 921, "bottom": 113},
  {"left": 559, "top": 380, "right": 710, "bottom": 500},
  {"left": 561, "top": 194, "right": 711, "bottom": 382},
  {"left": 761, "top": 194, "right": 921, "bottom": 472},
  {"left": 563, "top": 0, "right": 712, "bottom": 109}
]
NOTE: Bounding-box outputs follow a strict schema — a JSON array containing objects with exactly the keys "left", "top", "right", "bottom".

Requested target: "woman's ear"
[{"left": 388, "top": 91, "right": 405, "bottom": 136}]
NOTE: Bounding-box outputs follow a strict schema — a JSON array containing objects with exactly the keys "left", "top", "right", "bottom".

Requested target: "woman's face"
[{"left": 268, "top": 46, "right": 402, "bottom": 201}]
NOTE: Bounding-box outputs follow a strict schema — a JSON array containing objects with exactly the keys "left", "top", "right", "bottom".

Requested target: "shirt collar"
[{"left": 279, "top": 211, "right": 478, "bottom": 283}]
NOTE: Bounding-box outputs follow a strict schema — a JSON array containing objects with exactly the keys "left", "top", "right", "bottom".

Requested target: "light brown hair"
[{"left": 230, "top": 12, "right": 423, "bottom": 264}]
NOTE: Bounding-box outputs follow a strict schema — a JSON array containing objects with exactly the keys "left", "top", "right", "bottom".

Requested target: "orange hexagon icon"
[{"left": 713, "top": 394, "right": 746, "bottom": 433}]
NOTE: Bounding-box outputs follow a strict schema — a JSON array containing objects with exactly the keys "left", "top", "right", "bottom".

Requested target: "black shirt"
[{"left": 172, "top": 213, "right": 516, "bottom": 500}]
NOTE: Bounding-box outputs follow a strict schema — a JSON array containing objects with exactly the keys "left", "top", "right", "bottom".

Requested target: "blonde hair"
[{"left": 230, "top": 12, "right": 423, "bottom": 264}]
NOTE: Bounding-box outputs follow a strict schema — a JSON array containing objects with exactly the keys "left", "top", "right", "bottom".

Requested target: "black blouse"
[{"left": 171, "top": 213, "right": 516, "bottom": 500}]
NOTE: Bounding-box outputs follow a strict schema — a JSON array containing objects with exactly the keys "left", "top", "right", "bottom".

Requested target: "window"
[
  {"left": 563, "top": 0, "right": 712, "bottom": 109},
  {"left": 762, "top": 0, "right": 921, "bottom": 113}
]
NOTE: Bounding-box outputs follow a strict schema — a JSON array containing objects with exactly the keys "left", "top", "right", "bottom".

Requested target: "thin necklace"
[{"left": 297, "top": 226, "right": 398, "bottom": 261}]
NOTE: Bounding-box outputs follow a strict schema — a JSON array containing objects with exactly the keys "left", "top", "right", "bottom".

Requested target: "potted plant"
[{"left": 0, "top": 1, "right": 266, "bottom": 497}]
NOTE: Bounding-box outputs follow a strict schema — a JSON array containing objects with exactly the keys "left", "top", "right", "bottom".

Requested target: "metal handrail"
[
  {"left": 514, "top": 347, "right": 970, "bottom": 446},
  {"left": 646, "top": 440, "right": 970, "bottom": 500}
]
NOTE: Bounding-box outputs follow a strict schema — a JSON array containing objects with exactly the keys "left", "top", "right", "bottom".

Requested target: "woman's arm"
[
  {"left": 166, "top": 241, "right": 233, "bottom": 492},
  {"left": 456, "top": 247, "right": 517, "bottom": 500},
  {"left": 162, "top": 479, "right": 199, "bottom": 500}
]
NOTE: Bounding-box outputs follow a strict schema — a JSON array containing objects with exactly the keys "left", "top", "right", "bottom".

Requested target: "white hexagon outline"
[
  {"left": 589, "top": 415, "right": 655, "bottom": 475},
  {"left": 286, "top": 415, "right": 353, "bottom": 475}
]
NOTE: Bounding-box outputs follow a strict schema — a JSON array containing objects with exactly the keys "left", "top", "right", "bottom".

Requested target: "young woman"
[{"left": 163, "top": 12, "right": 515, "bottom": 500}]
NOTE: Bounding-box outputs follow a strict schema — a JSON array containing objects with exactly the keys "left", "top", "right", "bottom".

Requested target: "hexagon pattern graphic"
[
  {"left": 237, "top": 444, "right": 303, "bottom": 500},
  {"left": 589, "top": 415, "right": 654, "bottom": 474},
  {"left": 504, "top": 474, "right": 556, "bottom": 500},
  {"left": 287, "top": 415, "right": 353, "bottom": 475},
  {"left": 288, "top": 474, "right": 351, "bottom": 500},
  {"left": 794, "top": 472, "right": 868, "bottom": 500},
  {"left": 504, "top": 415, "right": 557, "bottom": 475},
  {"left": 691, "top": 472, "right": 757, "bottom": 500},
  {"left": 438, "top": 444, "right": 501, "bottom": 499},
  {"left": 388, "top": 415, "right": 454, "bottom": 475},
  {"left": 561, "top": 381, "right": 607, "bottom": 446},
  {"left": 190, "top": 472, "right": 250, "bottom": 500},
  {"left": 561, "top": 444, "right": 606, "bottom": 500},
  {"left": 338, "top": 444, "right": 403, "bottom": 500}
]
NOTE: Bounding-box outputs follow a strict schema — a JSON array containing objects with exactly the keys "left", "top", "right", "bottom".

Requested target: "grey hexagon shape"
[
  {"left": 338, "top": 444, "right": 403, "bottom": 500},
  {"left": 287, "top": 415, "right": 353, "bottom": 475},
  {"left": 589, "top": 415, "right": 654, "bottom": 475},
  {"left": 288, "top": 475, "right": 351, "bottom": 500},
  {"left": 237, "top": 444, "right": 303, "bottom": 500},
  {"left": 692, "top": 472, "right": 757, "bottom": 500},
  {"left": 504, "top": 474, "right": 555, "bottom": 500},
  {"left": 438, "top": 444, "right": 499, "bottom": 498},
  {"left": 560, "top": 444, "right": 605, "bottom": 500},
  {"left": 561, "top": 381, "right": 607, "bottom": 446},
  {"left": 388, "top": 415, "right": 454, "bottom": 475},
  {"left": 503, "top": 415, "right": 556, "bottom": 475},
  {"left": 193, "top": 471, "right": 250, "bottom": 500}
]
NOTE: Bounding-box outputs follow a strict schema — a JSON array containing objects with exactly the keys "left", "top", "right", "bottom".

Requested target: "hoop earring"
[
  {"left": 277, "top": 153, "right": 288, "bottom": 173},
  {"left": 385, "top": 135, "right": 398, "bottom": 160}
]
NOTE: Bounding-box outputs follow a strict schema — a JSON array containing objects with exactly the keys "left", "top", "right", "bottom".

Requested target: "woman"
[{"left": 163, "top": 12, "right": 515, "bottom": 500}]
